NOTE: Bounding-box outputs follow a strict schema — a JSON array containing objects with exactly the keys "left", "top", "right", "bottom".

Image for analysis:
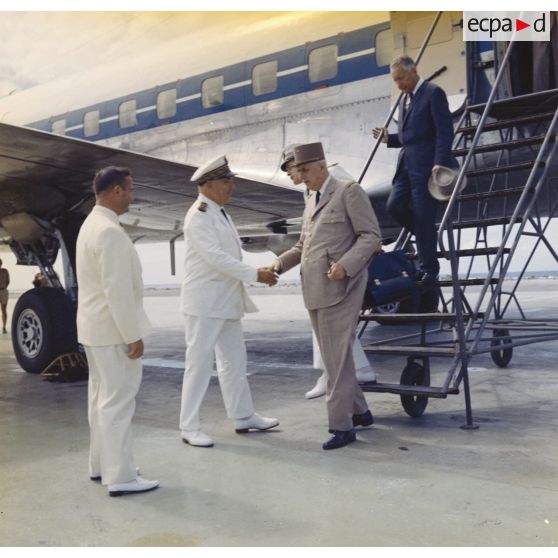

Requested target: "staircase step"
[
  {"left": 435, "top": 278, "right": 499, "bottom": 287},
  {"left": 445, "top": 216, "right": 518, "bottom": 229},
  {"left": 359, "top": 312, "right": 481, "bottom": 323},
  {"left": 361, "top": 344, "right": 457, "bottom": 356},
  {"left": 440, "top": 247, "right": 511, "bottom": 258},
  {"left": 458, "top": 186, "right": 531, "bottom": 201},
  {"left": 406, "top": 247, "right": 511, "bottom": 259},
  {"left": 360, "top": 382, "right": 459, "bottom": 398},
  {"left": 466, "top": 160, "right": 544, "bottom": 178},
  {"left": 466, "top": 88, "right": 558, "bottom": 117},
  {"left": 457, "top": 111, "right": 555, "bottom": 135},
  {"left": 452, "top": 135, "right": 552, "bottom": 157}
]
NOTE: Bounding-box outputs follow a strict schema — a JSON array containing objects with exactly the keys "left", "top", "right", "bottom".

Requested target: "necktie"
[
  {"left": 315, "top": 191, "right": 321, "bottom": 208},
  {"left": 220, "top": 208, "right": 229, "bottom": 222},
  {"left": 403, "top": 92, "right": 413, "bottom": 121}
]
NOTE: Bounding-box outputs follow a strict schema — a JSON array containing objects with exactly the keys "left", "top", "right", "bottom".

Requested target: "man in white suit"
[
  {"left": 76, "top": 166, "right": 159, "bottom": 497},
  {"left": 279, "top": 146, "right": 378, "bottom": 400},
  {"left": 180, "top": 155, "right": 279, "bottom": 448}
]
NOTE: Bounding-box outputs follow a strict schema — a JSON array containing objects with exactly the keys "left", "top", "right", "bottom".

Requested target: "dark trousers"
[{"left": 387, "top": 164, "right": 440, "bottom": 277}]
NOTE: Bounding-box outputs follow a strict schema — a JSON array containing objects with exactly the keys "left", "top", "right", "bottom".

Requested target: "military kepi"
[
  {"left": 294, "top": 142, "right": 326, "bottom": 166},
  {"left": 191, "top": 155, "right": 236, "bottom": 185}
]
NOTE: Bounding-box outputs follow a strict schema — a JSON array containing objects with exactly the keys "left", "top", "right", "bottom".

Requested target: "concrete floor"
[{"left": 1, "top": 282, "right": 557, "bottom": 546}]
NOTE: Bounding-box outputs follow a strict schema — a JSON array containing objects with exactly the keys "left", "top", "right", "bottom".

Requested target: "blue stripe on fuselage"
[{"left": 29, "top": 23, "right": 391, "bottom": 140}]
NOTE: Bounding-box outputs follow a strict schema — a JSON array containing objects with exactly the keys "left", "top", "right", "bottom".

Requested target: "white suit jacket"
[
  {"left": 181, "top": 194, "right": 258, "bottom": 320},
  {"left": 76, "top": 205, "right": 152, "bottom": 346}
]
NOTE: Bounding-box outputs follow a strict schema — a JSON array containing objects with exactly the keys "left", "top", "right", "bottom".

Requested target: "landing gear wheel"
[
  {"left": 400, "top": 361, "right": 429, "bottom": 418},
  {"left": 490, "top": 329, "right": 513, "bottom": 368},
  {"left": 11, "top": 288, "right": 78, "bottom": 374}
]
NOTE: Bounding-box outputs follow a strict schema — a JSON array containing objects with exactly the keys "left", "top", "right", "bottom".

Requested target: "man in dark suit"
[{"left": 374, "top": 55, "right": 458, "bottom": 283}]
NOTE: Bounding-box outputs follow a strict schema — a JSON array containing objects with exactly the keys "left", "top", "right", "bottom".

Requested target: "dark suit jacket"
[{"left": 387, "top": 81, "right": 457, "bottom": 178}]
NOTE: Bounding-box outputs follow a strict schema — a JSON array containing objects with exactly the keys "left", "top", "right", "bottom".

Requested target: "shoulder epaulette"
[{"left": 198, "top": 202, "right": 208, "bottom": 212}]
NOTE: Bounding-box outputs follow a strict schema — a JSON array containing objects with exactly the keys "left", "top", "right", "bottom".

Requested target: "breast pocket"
[{"left": 321, "top": 209, "right": 346, "bottom": 224}]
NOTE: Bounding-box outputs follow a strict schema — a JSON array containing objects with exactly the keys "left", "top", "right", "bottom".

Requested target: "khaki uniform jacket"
[
  {"left": 278, "top": 175, "right": 381, "bottom": 310},
  {"left": 76, "top": 205, "right": 152, "bottom": 346}
]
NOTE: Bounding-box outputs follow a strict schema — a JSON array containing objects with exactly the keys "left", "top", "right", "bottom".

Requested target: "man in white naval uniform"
[
  {"left": 279, "top": 146, "right": 378, "bottom": 400},
  {"left": 76, "top": 166, "right": 158, "bottom": 497},
  {"left": 180, "top": 155, "right": 279, "bottom": 448}
]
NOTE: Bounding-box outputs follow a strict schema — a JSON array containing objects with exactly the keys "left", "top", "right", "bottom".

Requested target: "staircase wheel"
[
  {"left": 490, "top": 329, "right": 513, "bottom": 368},
  {"left": 400, "top": 361, "right": 429, "bottom": 418}
]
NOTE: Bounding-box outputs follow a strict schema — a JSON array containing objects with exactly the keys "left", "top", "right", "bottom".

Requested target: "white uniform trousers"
[
  {"left": 179, "top": 315, "right": 254, "bottom": 433},
  {"left": 84, "top": 344, "right": 142, "bottom": 485},
  {"left": 312, "top": 330, "right": 372, "bottom": 374}
]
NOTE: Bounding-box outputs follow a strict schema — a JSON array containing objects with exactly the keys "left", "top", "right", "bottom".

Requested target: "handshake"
[{"left": 256, "top": 261, "right": 281, "bottom": 287}]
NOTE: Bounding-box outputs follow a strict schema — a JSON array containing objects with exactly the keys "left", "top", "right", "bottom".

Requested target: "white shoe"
[
  {"left": 356, "top": 368, "right": 378, "bottom": 383},
  {"left": 181, "top": 430, "right": 214, "bottom": 447},
  {"left": 235, "top": 413, "right": 279, "bottom": 433},
  {"left": 108, "top": 476, "right": 159, "bottom": 497},
  {"left": 305, "top": 373, "right": 327, "bottom": 399}
]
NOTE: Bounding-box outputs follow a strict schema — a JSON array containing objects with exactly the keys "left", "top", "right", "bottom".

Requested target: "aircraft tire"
[
  {"left": 400, "top": 361, "right": 429, "bottom": 418},
  {"left": 11, "top": 287, "right": 78, "bottom": 374},
  {"left": 490, "top": 329, "right": 513, "bottom": 368}
]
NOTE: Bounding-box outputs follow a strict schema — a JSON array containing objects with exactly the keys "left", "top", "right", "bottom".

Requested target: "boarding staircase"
[{"left": 357, "top": 23, "right": 558, "bottom": 426}]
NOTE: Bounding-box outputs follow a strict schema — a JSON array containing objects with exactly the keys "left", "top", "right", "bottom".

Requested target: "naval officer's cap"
[
  {"left": 294, "top": 142, "right": 326, "bottom": 166},
  {"left": 280, "top": 143, "right": 302, "bottom": 172},
  {"left": 191, "top": 155, "right": 236, "bottom": 185}
]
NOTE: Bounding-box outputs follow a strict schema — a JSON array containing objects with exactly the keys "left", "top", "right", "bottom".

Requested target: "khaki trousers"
[
  {"left": 84, "top": 344, "right": 142, "bottom": 485},
  {"left": 308, "top": 275, "right": 369, "bottom": 431}
]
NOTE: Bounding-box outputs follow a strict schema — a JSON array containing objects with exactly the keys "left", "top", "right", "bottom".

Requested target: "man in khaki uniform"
[
  {"left": 280, "top": 146, "right": 378, "bottom": 399},
  {"left": 0, "top": 258, "right": 9, "bottom": 334},
  {"left": 273, "top": 142, "right": 382, "bottom": 450}
]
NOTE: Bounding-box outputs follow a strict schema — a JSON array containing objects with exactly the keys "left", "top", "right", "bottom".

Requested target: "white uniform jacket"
[
  {"left": 76, "top": 205, "right": 152, "bottom": 346},
  {"left": 180, "top": 194, "right": 258, "bottom": 320}
]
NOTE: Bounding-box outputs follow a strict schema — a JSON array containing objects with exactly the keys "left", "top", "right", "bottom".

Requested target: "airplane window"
[
  {"left": 202, "top": 76, "right": 224, "bottom": 108},
  {"left": 252, "top": 61, "right": 278, "bottom": 96},
  {"left": 308, "top": 44, "right": 338, "bottom": 83},
  {"left": 157, "top": 88, "right": 177, "bottom": 119},
  {"left": 51, "top": 119, "right": 65, "bottom": 134},
  {"left": 83, "top": 110, "right": 100, "bottom": 137},
  {"left": 375, "top": 29, "right": 394, "bottom": 67},
  {"left": 119, "top": 99, "right": 137, "bottom": 128}
]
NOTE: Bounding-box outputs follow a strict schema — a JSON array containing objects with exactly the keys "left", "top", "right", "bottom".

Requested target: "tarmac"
[{"left": 1, "top": 281, "right": 557, "bottom": 546}]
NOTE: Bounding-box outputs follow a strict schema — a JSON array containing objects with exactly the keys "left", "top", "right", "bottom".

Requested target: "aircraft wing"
[{"left": 0, "top": 122, "right": 305, "bottom": 243}]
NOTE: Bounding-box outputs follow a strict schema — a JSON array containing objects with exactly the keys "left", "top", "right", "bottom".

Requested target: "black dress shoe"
[
  {"left": 353, "top": 410, "right": 374, "bottom": 427},
  {"left": 322, "top": 429, "right": 356, "bottom": 450}
]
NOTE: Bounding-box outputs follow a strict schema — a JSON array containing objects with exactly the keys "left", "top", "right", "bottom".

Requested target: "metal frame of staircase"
[{"left": 358, "top": 27, "right": 558, "bottom": 427}]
